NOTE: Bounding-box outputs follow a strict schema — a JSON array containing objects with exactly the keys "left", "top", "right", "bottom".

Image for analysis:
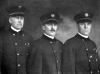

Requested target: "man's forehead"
[
  {"left": 10, "top": 16, "right": 24, "bottom": 18},
  {"left": 78, "top": 22, "right": 92, "bottom": 24},
  {"left": 45, "top": 23, "right": 58, "bottom": 26}
]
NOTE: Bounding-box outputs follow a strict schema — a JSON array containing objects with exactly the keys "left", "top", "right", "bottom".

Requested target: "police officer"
[
  {"left": 61, "top": 12, "right": 100, "bottom": 74},
  {"left": 1, "top": 5, "right": 33, "bottom": 74},
  {"left": 27, "top": 11, "right": 63, "bottom": 74}
]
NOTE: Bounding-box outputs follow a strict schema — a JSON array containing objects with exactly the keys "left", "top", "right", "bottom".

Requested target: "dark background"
[{"left": 0, "top": 0, "right": 100, "bottom": 56}]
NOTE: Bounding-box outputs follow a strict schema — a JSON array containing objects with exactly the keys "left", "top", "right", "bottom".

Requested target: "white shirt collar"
[
  {"left": 44, "top": 33, "right": 55, "bottom": 39},
  {"left": 78, "top": 32, "right": 89, "bottom": 38},
  {"left": 11, "top": 26, "right": 21, "bottom": 33}
]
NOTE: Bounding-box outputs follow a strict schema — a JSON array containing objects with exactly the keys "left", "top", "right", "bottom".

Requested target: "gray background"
[{"left": 0, "top": 0, "right": 100, "bottom": 56}]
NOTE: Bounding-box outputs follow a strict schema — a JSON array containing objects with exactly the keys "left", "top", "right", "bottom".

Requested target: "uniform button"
[
  {"left": 18, "top": 64, "right": 21, "bottom": 67},
  {"left": 98, "top": 70, "right": 99, "bottom": 73},
  {"left": 54, "top": 50, "right": 56, "bottom": 53},
  {"left": 89, "top": 60, "right": 91, "bottom": 62},
  {"left": 58, "top": 71, "right": 60, "bottom": 74},
  {"left": 90, "top": 71, "right": 92, "bottom": 74},
  {"left": 57, "top": 60, "right": 59, "bottom": 63},
  {"left": 50, "top": 41, "right": 53, "bottom": 44},
  {"left": 96, "top": 59, "right": 98, "bottom": 62},
  {"left": 25, "top": 43, "right": 27, "bottom": 45},
  {"left": 17, "top": 53, "right": 20, "bottom": 56},
  {"left": 28, "top": 43, "right": 30, "bottom": 46},
  {"left": 15, "top": 42, "right": 18, "bottom": 46},
  {"left": 90, "top": 55, "right": 92, "bottom": 58},
  {"left": 86, "top": 48, "right": 88, "bottom": 51},
  {"left": 13, "top": 34, "right": 15, "bottom": 36},
  {"left": 22, "top": 34, "right": 24, "bottom": 36}
]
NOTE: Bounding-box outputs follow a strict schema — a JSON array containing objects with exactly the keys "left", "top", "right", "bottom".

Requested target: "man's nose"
[
  {"left": 52, "top": 24, "right": 56, "bottom": 28},
  {"left": 84, "top": 23, "right": 88, "bottom": 28}
]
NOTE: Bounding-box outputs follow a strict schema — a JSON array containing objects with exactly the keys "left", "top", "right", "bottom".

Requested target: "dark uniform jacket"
[
  {"left": 62, "top": 34, "right": 100, "bottom": 74},
  {"left": 1, "top": 28, "right": 33, "bottom": 74},
  {"left": 27, "top": 34, "right": 63, "bottom": 74}
]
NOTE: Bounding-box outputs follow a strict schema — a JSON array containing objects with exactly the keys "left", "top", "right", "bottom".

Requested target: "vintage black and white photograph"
[{"left": 0, "top": 0, "right": 100, "bottom": 74}]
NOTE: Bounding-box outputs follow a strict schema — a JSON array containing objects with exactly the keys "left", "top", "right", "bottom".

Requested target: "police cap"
[
  {"left": 40, "top": 11, "right": 60, "bottom": 24},
  {"left": 74, "top": 11, "right": 93, "bottom": 23},
  {"left": 7, "top": 5, "right": 26, "bottom": 17}
]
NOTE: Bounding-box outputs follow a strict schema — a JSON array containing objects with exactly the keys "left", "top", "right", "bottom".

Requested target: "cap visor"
[{"left": 77, "top": 19, "right": 92, "bottom": 23}]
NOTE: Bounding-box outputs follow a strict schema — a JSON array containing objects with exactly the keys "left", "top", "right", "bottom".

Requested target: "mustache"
[{"left": 50, "top": 28, "right": 56, "bottom": 31}]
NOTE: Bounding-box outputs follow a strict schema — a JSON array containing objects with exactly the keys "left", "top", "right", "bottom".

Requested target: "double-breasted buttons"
[
  {"left": 24, "top": 42, "right": 30, "bottom": 47},
  {"left": 87, "top": 48, "right": 100, "bottom": 73}
]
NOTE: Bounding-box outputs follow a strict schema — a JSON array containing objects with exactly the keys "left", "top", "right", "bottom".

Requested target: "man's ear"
[
  {"left": 9, "top": 17, "right": 12, "bottom": 24},
  {"left": 42, "top": 25, "right": 45, "bottom": 30}
]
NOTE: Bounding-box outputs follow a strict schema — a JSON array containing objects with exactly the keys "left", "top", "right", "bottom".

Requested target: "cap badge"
[
  {"left": 51, "top": 14, "right": 55, "bottom": 17},
  {"left": 18, "top": 6, "right": 22, "bottom": 9},
  {"left": 85, "top": 13, "right": 89, "bottom": 17}
]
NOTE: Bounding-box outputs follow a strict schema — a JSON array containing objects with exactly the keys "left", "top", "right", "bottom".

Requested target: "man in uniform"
[
  {"left": 1, "top": 5, "right": 33, "bottom": 74},
  {"left": 61, "top": 12, "right": 100, "bottom": 74},
  {"left": 27, "top": 11, "right": 63, "bottom": 74}
]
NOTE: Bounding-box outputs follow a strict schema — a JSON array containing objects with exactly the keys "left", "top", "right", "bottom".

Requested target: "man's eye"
[
  {"left": 80, "top": 24, "right": 84, "bottom": 26},
  {"left": 88, "top": 23, "right": 91, "bottom": 25}
]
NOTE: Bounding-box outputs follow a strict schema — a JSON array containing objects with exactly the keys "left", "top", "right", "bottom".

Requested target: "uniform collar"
[
  {"left": 8, "top": 27, "right": 23, "bottom": 35},
  {"left": 76, "top": 33, "right": 90, "bottom": 41},
  {"left": 11, "top": 26, "right": 21, "bottom": 33},
  {"left": 78, "top": 32, "right": 89, "bottom": 38},
  {"left": 42, "top": 34, "right": 56, "bottom": 42},
  {"left": 44, "top": 33, "right": 55, "bottom": 39}
]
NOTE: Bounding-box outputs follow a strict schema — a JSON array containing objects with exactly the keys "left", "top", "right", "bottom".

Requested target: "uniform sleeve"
[
  {"left": 61, "top": 41, "right": 75, "bottom": 74},
  {"left": 26, "top": 42, "right": 42, "bottom": 74}
]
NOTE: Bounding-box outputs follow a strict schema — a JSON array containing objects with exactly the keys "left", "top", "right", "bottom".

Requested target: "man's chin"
[
  {"left": 16, "top": 27, "right": 23, "bottom": 30},
  {"left": 84, "top": 33, "right": 89, "bottom": 36},
  {"left": 49, "top": 33, "right": 55, "bottom": 36}
]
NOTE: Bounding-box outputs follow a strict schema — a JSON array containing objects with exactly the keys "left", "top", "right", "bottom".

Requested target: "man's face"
[
  {"left": 9, "top": 16, "right": 24, "bottom": 30},
  {"left": 42, "top": 23, "right": 58, "bottom": 37},
  {"left": 78, "top": 22, "right": 92, "bottom": 36}
]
